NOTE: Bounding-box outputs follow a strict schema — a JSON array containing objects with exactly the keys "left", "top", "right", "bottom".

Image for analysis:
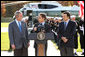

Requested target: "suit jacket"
[
  {"left": 33, "top": 22, "right": 51, "bottom": 48},
  {"left": 34, "top": 22, "right": 51, "bottom": 33},
  {"left": 8, "top": 20, "right": 29, "bottom": 49},
  {"left": 58, "top": 20, "right": 76, "bottom": 48}
]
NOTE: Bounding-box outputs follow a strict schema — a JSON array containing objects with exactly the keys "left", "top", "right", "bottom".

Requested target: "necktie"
[
  {"left": 18, "top": 22, "right": 22, "bottom": 32},
  {"left": 39, "top": 23, "right": 42, "bottom": 26},
  {"left": 64, "top": 22, "right": 67, "bottom": 30}
]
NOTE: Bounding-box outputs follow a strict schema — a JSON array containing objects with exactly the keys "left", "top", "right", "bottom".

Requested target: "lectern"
[{"left": 28, "top": 32, "right": 54, "bottom": 56}]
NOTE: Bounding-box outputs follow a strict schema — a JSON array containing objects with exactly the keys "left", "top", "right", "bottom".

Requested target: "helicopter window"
[
  {"left": 38, "top": 4, "right": 45, "bottom": 9},
  {"left": 38, "top": 4, "right": 58, "bottom": 9},
  {"left": 47, "top": 4, "right": 58, "bottom": 9}
]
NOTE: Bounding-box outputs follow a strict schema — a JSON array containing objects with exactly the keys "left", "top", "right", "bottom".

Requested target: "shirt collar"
[
  {"left": 41, "top": 22, "right": 45, "bottom": 25},
  {"left": 15, "top": 19, "right": 21, "bottom": 22},
  {"left": 15, "top": 19, "right": 18, "bottom": 23},
  {"left": 15, "top": 19, "right": 21, "bottom": 26},
  {"left": 64, "top": 19, "right": 70, "bottom": 24}
]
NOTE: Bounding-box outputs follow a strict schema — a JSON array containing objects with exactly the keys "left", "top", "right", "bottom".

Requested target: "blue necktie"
[
  {"left": 18, "top": 22, "right": 22, "bottom": 32},
  {"left": 64, "top": 22, "right": 67, "bottom": 30}
]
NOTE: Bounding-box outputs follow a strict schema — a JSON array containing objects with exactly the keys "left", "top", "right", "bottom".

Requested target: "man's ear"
[{"left": 15, "top": 16, "right": 17, "bottom": 18}]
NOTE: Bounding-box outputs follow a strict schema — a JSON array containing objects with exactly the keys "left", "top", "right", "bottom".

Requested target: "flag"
[{"left": 77, "top": 1, "right": 84, "bottom": 20}]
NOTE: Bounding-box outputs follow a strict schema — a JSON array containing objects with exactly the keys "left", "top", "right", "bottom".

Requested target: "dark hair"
[
  {"left": 63, "top": 11, "right": 71, "bottom": 19},
  {"left": 39, "top": 13, "right": 46, "bottom": 19},
  {"left": 61, "top": 11, "right": 67, "bottom": 13}
]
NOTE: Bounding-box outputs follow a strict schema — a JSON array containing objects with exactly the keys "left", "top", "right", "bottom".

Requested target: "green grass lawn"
[{"left": 1, "top": 22, "right": 83, "bottom": 52}]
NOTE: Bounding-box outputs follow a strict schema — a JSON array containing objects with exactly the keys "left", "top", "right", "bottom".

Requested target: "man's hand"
[
  {"left": 61, "top": 37, "right": 68, "bottom": 43},
  {"left": 33, "top": 27, "right": 37, "bottom": 31},
  {"left": 11, "top": 44, "right": 16, "bottom": 50},
  {"left": 63, "top": 38, "right": 68, "bottom": 43},
  {"left": 61, "top": 37, "right": 66, "bottom": 40}
]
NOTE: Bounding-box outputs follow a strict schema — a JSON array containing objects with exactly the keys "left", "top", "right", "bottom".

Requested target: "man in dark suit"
[
  {"left": 8, "top": 11, "right": 30, "bottom": 56},
  {"left": 58, "top": 12, "right": 76, "bottom": 56},
  {"left": 33, "top": 13, "right": 51, "bottom": 56}
]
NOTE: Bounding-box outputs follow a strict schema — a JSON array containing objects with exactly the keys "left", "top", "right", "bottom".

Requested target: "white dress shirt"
[
  {"left": 41, "top": 22, "right": 45, "bottom": 26},
  {"left": 15, "top": 19, "right": 21, "bottom": 27}
]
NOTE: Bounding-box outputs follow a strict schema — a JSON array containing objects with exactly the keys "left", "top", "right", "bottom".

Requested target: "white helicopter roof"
[
  {"left": 20, "top": 1, "right": 80, "bottom": 12},
  {"left": 41, "top": 1, "right": 62, "bottom": 6},
  {"left": 24, "top": 1, "right": 62, "bottom": 7}
]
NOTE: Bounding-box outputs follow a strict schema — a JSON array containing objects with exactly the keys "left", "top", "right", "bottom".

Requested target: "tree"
[
  {"left": 1, "top": 1, "right": 6, "bottom": 17},
  {"left": 58, "top": 1, "right": 79, "bottom": 6}
]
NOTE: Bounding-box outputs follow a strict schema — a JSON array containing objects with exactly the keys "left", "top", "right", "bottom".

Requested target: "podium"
[{"left": 28, "top": 32, "right": 54, "bottom": 56}]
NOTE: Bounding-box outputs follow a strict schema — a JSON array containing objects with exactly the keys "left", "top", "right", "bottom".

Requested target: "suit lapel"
[
  {"left": 14, "top": 21, "right": 20, "bottom": 32},
  {"left": 62, "top": 22, "right": 65, "bottom": 32},
  {"left": 21, "top": 21, "right": 24, "bottom": 32}
]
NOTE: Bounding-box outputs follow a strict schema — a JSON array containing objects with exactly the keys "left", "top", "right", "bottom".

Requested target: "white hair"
[
  {"left": 14, "top": 11, "right": 22, "bottom": 18},
  {"left": 71, "top": 15, "right": 76, "bottom": 19}
]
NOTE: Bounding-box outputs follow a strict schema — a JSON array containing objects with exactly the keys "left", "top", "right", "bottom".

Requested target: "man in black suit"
[
  {"left": 58, "top": 12, "right": 76, "bottom": 56},
  {"left": 33, "top": 13, "right": 51, "bottom": 56}
]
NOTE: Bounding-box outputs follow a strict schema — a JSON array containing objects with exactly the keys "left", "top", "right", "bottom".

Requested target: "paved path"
[{"left": 1, "top": 27, "right": 8, "bottom": 32}]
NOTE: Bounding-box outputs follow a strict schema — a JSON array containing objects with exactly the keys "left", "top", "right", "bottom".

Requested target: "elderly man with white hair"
[
  {"left": 71, "top": 15, "right": 78, "bottom": 25},
  {"left": 78, "top": 19, "right": 84, "bottom": 55},
  {"left": 71, "top": 15, "right": 76, "bottom": 21}
]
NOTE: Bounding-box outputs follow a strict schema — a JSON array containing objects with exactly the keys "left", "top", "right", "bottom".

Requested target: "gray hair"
[
  {"left": 71, "top": 15, "right": 76, "bottom": 19},
  {"left": 14, "top": 11, "right": 22, "bottom": 18}
]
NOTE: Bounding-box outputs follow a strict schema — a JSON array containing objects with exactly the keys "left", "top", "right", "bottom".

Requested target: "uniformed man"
[{"left": 78, "top": 19, "right": 84, "bottom": 55}]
